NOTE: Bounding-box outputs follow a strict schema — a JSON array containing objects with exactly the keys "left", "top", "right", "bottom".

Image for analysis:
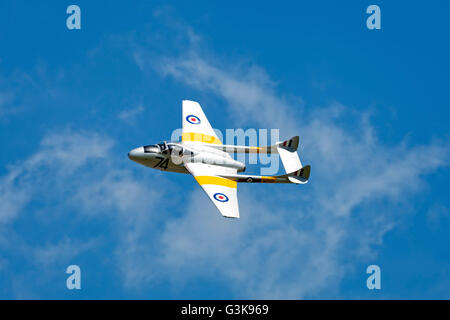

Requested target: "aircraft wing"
[
  {"left": 182, "top": 100, "right": 222, "bottom": 145},
  {"left": 184, "top": 162, "right": 240, "bottom": 218}
]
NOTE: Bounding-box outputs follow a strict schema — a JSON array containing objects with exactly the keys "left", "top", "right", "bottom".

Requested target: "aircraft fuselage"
[{"left": 128, "top": 141, "right": 245, "bottom": 174}]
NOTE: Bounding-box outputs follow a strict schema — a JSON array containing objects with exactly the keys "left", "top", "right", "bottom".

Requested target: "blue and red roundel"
[
  {"left": 186, "top": 115, "right": 201, "bottom": 124},
  {"left": 213, "top": 193, "right": 229, "bottom": 202}
]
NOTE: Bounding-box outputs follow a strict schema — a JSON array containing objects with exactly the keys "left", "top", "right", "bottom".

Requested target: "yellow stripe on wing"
[
  {"left": 195, "top": 176, "right": 237, "bottom": 188},
  {"left": 182, "top": 132, "right": 222, "bottom": 145}
]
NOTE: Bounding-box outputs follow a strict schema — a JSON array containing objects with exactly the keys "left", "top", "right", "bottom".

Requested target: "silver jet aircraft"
[{"left": 128, "top": 100, "right": 310, "bottom": 218}]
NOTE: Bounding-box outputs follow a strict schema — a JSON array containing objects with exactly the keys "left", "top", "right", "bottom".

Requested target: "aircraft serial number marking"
[{"left": 153, "top": 156, "right": 169, "bottom": 170}]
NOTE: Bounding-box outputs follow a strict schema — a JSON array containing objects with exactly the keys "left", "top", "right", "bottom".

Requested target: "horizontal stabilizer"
[
  {"left": 277, "top": 136, "right": 299, "bottom": 152},
  {"left": 286, "top": 165, "right": 311, "bottom": 184}
]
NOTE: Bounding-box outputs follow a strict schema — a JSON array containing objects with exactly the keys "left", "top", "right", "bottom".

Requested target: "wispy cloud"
[
  {"left": 117, "top": 104, "right": 145, "bottom": 124},
  {"left": 33, "top": 238, "right": 100, "bottom": 267},
  {"left": 0, "top": 129, "right": 170, "bottom": 294},
  {"left": 427, "top": 203, "right": 450, "bottom": 230},
  {"left": 151, "top": 105, "right": 449, "bottom": 298},
  {"left": 158, "top": 52, "right": 299, "bottom": 135},
  {"left": 0, "top": 131, "right": 112, "bottom": 224},
  {"left": 1, "top": 11, "right": 449, "bottom": 298},
  {"left": 0, "top": 91, "right": 20, "bottom": 119},
  {"left": 0, "top": 62, "right": 68, "bottom": 121},
  {"left": 125, "top": 20, "right": 450, "bottom": 298}
]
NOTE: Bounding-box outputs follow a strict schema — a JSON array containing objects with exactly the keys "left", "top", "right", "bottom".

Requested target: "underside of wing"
[
  {"left": 182, "top": 100, "right": 222, "bottom": 145},
  {"left": 184, "top": 162, "right": 240, "bottom": 218}
]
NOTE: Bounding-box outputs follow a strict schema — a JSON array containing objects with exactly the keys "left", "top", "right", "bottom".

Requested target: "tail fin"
[
  {"left": 277, "top": 136, "right": 303, "bottom": 173},
  {"left": 287, "top": 165, "right": 311, "bottom": 184},
  {"left": 277, "top": 136, "right": 299, "bottom": 152},
  {"left": 277, "top": 136, "right": 310, "bottom": 183}
]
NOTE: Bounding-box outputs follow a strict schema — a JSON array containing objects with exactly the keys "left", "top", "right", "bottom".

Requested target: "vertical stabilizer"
[{"left": 277, "top": 139, "right": 303, "bottom": 173}]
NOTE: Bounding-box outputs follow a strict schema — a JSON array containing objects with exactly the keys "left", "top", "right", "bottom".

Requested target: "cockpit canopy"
[
  {"left": 143, "top": 141, "right": 168, "bottom": 152},
  {"left": 143, "top": 144, "right": 160, "bottom": 153},
  {"left": 144, "top": 142, "right": 167, "bottom": 152},
  {"left": 143, "top": 141, "right": 173, "bottom": 152},
  {"left": 143, "top": 141, "right": 193, "bottom": 157}
]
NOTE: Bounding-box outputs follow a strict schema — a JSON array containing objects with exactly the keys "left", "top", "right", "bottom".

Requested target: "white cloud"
[
  {"left": 0, "top": 62, "right": 69, "bottom": 120},
  {"left": 70, "top": 167, "right": 167, "bottom": 287},
  {"left": 125, "top": 33, "right": 450, "bottom": 298},
  {"left": 151, "top": 106, "right": 449, "bottom": 298},
  {"left": 117, "top": 104, "right": 145, "bottom": 124},
  {"left": 0, "top": 91, "right": 19, "bottom": 119},
  {"left": 0, "top": 128, "right": 172, "bottom": 292},
  {"left": 0, "top": 131, "right": 113, "bottom": 224},
  {"left": 157, "top": 189, "right": 346, "bottom": 298},
  {"left": 158, "top": 52, "right": 299, "bottom": 135},
  {"left": 427, "top": 204, "right": 450, "bottom": 230},
  {"left": 33, "top": 238, "right": 99, "bottom": 267},
  {"left": 1, "top": 20, "right": 449, "bottom": 298}
]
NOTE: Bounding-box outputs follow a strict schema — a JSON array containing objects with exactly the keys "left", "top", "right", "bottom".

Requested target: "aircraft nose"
[{"left": 128, "top": 147, "right": 144, "bottom": 160}]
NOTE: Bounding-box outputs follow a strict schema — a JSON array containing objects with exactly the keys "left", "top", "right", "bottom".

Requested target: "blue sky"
[{"left": 0, "top": 1, "right": 449, "bottom": 299}]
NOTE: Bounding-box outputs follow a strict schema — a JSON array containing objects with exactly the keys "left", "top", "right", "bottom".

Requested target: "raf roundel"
[
  {"left": 213, "top": 193, "right": 229, "bottom": 202},
  {"left": 186, "top": 115, "right": 201, "bottom": 125}
]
